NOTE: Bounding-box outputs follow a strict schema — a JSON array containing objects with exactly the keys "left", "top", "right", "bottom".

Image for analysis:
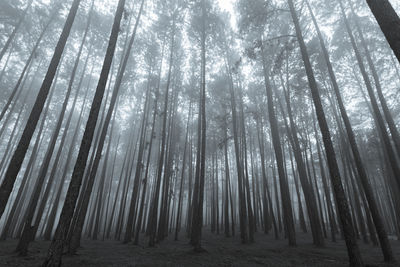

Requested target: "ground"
[{"left": 0, "top": 229, "right": 399, "bottom": 266}]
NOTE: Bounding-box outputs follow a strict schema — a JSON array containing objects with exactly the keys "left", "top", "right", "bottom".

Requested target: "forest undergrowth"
[{"left": 0, "top": 229, "right": 399, "bottom": 266}]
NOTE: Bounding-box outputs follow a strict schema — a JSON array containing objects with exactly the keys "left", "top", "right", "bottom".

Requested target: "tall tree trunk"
[
  {"left": 348, "top": 0, "right": 400, "bottom": 157},
  {"left": 15, "top": 7, "right": 93, "bottom": 255},
  {"left": 278, "top": 75, "right": 324, "bottom": 245},
  {"left": 36, "top": 41, "right": 93, "bottom": 240},
  {"left": 0, "top": 0, "right": 82, "bottom": 219},
  {"left": 68, "top": 0, "right": 144, "bottom": 250},
  {"left": 260, "top": 42, "right": 296, "bottom": 246},
  {"left": 307, "top": 0, "right": 394, "bottom": 261},
  {"left": 191, "top": 0, "right": 207, "bottom": 250},
  {"left": 133, "top": 53, "right": 164, "bottom": 245},
  {"left": 42, "top": 0, "right": 125, "bottom": 265},
  {"left": 175, "top": 102, "right": 191, "bottom": 240},
  {"left": 338, "top": 0, "right": 400, "bottom": 191},
  {"left": 224, "top": 125, "right": 231, "bottom": 238},
  {"left": 225, "top": 55, "right": 248, "bottom": 244},
  {"left": 148, "top": 16, "right": 175, "bottom": 246},
  {"left": 288, "top": 0, "right": 363, "bottom": 265},
  {"left": 43, "top": 66, "right": 93, "bottom": 241}
]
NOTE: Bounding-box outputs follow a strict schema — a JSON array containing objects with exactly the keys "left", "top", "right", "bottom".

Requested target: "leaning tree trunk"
[
  {"left": 42, "top": 0, "right": 125, "bottom": 265},
  {"left": 348, "top": 0, "right": 400, "bottom": 157},
  {"left": 279, "top": 74, "right": 324, "bottom": 246},
  {"left": 288, "top": 0, "right": 363, "bottom": 265},
  {"left": 0, "top": 0, "right": 82, "bottom": 219},
  {"left": 0, "top": 6, "right": 60, "bottom": 123},
  {"left": 0, "top": 0, "right": 33, "bottom": 62},
  {"left": 68, "top": 0, "right": 144, "bottom": 250},
  {"left": 306, "top": 0, "right": 394, "bottom": 262},
  {"left": 15, "top": 7, "right": 93, "bottom": 255},
  {"left": 338, "top": 0, "right": 400, "bottom": 191},
  {"left": 366, "top": 0, "right": 400, "bottom": 63}
]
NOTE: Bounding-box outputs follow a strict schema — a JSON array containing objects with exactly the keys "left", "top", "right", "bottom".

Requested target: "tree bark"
[{"left": 366, "top": 0, "right": 400, "bottom": 63}]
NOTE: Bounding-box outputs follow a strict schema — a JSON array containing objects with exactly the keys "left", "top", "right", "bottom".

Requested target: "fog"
[{"left": 0, "top": 0, "right": 399, "bottom": 266}]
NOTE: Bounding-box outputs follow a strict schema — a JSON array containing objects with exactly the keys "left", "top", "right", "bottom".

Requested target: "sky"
[{"left": 217, "top": 0, "right": 236, "bottom": 28}]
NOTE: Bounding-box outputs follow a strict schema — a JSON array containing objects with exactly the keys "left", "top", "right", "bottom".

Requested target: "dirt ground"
[{"left": 0, "top": 230, "right": 399, "bottom": 266}]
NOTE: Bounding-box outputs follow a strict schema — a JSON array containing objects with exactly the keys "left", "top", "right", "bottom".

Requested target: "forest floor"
[{"left": 0, "top": 229, "right": 399, "bottom": 267}]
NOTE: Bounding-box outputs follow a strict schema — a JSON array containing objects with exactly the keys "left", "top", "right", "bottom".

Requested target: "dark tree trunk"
[
  {"left": 366, "top": 0, "right": 400, "bottom": 63},
  {"left": 175, "top": 102, "right": 191, "bottom": 241},
  {"left": 311, "top": 0, "right": 394, "bottom": 259},
  {"left": 278, "top": 75, "right": 324, "bottom": 246},
  {"left": 348, "top": 0, "right": 400, "bottom": 158},
  {"left": 0, "top": 0, "right": 82, "bottom": 219},
  {"left": 225, "top": 54, "right": 248, "bottom": 244},
  {"left": 288, "top": 0, "right": 363, "bottom": 265},
  {"left": 338, "top": 0, "right": 400, "bottom": 192},
  {"left": 42, "top": 0, "right": 125, "bottom": 265},
  {"left": 16, "top": 8, "right": 93, "bottom": 255}
]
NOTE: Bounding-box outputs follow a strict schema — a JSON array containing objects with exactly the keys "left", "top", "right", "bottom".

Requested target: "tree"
[
  {"left": 366, "top": 0, "right": 400, "bottom": 63},
  {"left": 0, "top": 0, "right": 82, "bottom": 219},
  {"left": 306, "top": 0, "right": 394, "bottom": 262},
  {"left": 15, "top": 3, "right": 94, "bottom": 256},
  {"left": 190, "top": 0, "right": 207, "bottom": 251},
  {"left": 68, "top": 0, "right": 144, "bottom": 249},
  {"left": 0, "top": 0, "right": 33, "bottom": 63},
  {"left": 42, "top": 0, "right": 126, "bottom": 265},
  {"left": 287, "top": 0, "right": 364, "bottom": 265}
]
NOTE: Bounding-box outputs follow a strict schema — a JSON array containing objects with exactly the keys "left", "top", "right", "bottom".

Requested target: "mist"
[{"left": 0, "top": 0, "right": 399, "bottom": 266}]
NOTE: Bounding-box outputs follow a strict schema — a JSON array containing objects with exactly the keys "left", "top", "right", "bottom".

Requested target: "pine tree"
[
  {"left": 42, "top": 0, "right": 126, "bottom": 265},
  {"left": 0, "top": 0, "right": 82, "bottom": 219}
]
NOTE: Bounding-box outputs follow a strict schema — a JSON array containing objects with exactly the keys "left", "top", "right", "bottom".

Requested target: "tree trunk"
[
  {"left": 260, "top": 42, "right": 296, "bottom": 246},
  {"left": 0, "top": 0, "right": 33, "bottom": 62},
  {"left": 0, "top": 0, "right": 82, "bottom": 219},
  {"left": 288, "top": 0, "right": 363, "bottom": 265},
  {"left": 191, "top": 0, "right": 207, "bottom": 250},
  {"left": 148, "top": 16, "right": 175, "bottom": 246},
  {"left": 338, "top": 0, "right": 400, "bottom": 191},
  {"left": 0, "top": 5, "right": 59, "bottom": 123},
  {"left": 42, "top": 0, "right": 125, "bottom": 265},
  {"left": 366, "top": 0, "right": 400, "bottom": 63},
  {"left": 16, "top": 8, "right": 93, "bottom": 255}
]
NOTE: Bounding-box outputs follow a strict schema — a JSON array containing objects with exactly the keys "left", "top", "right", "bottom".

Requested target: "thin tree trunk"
[
  {"left": 191, "top": 0, "right": 207, "bottom": 250},
  {"left": 0, "top": 6, "right": 60, "bottom": 123},
  {"left": 0, "top": 0, "right": 33, "bottom": 62},
  {"left": 148, "top": 16, "right": 175, "bottom": 247},
  {"left": 260, "top": 42, "right": 296, "bottom": 246}
]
